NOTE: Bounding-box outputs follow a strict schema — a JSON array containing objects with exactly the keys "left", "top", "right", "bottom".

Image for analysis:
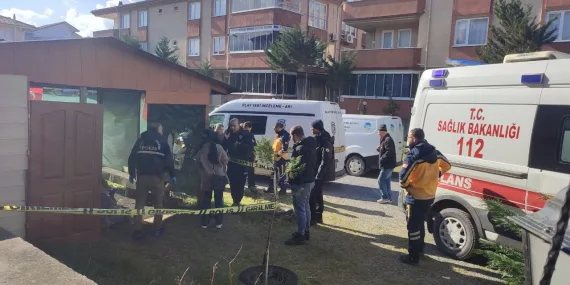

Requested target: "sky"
[{"left": 0, "top": 0, "right": 141, "bottom": 37}]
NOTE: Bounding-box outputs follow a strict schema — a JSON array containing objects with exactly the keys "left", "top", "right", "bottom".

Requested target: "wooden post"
[{"left": 79, "top": 87, "right": 87, "bottom": 103}]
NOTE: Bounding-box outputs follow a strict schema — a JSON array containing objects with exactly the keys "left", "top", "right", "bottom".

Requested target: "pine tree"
[
  {"left": 324, "top": 51, "right": 355, "bottom": 103},
  {"left": 265, "top": 28, "right": 327, "bottom": 99},
  {"left": 382, "top": 96, "right": 400, "bottom": 116},
  {"left": 120, "top": 35, "right": 142, "bottom": 49},
  {"left": 155, "top": 37, "right": 180, "bottom": 64},
  {"left": 197, "top": 60, "right": 215, "bottom": 77},
  {"left": 265, "top": 34, "right": 298, "bottom": 98},
  {"left": 477, "top": 0, "right": 558, "bottom": 63}
]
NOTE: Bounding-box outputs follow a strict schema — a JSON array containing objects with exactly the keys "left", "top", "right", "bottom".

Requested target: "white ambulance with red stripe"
[{"left": 407, "top": 51, "right": 570, "bottom": 259}]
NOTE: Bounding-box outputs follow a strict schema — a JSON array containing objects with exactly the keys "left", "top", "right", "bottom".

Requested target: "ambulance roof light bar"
[{"left": 503, "top": 51, "right": 570, "bottom": 63}]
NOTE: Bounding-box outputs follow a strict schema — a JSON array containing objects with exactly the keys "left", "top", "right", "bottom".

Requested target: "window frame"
[
  {"left": 397, "top": 29, "right": 412, "bottom": 48},
  {"left": 546, "top": 10, "right": 570, "bottom": 42},
  {"left": 381, "top": 30, "right": 394, "bottom": 49},
  {"left": 188, "top": 38, "right": 200, "bottom": 56},
  {"left": 231, "top": 0, "right": 300, "bottom": 14},
  {"left": 228, "top": 115, "right": 268, "bottom": 135},
  {"left": 138, "top": 10, "right": 148, "bottom": 27},
  {"left": 309, "top": 0, "right": 327, "bottom": 30},
  {"left": 189, "top": 2, "right": 201, "bottom": 20},
  {"left": 121, "top": 13, "right": 130, "bottom": 29},
  {"left": 213, "top": 0, "right": 227, "bottom": 16},
  {"left": 213, "top": 36, "right": 226, "bottom": 55},
  {"left": 229, "top": 25, "right": 282, "bottom": 53},
  {"left": 529, "top": 105, "right": 570, "bottom": 174},
  {"left": 229, "top": 71, "right": 297, "bottom": 95},
  {"left": 453, "top": 17, "right": 489, "bottom": 47},
  {"left": 341, "top": 71, "right": 420, "bottom": 99}
]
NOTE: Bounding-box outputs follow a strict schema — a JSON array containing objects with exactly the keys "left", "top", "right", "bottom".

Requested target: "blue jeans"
[
  {"left": 377, "top": 168, "right": 393, "bottom": 200},
  {"left": 291, "top": 182, "right": 314, "bottom": 235},
  {"left": 201, "top": 186, "right": 225, "bottom": 226}
]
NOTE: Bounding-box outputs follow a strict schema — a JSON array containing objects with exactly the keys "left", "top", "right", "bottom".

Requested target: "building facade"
[{"left": 92, "top": 0, "right": 570, "bottom": 122}]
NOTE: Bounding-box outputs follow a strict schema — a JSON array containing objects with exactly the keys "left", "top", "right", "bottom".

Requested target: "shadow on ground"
[{"left": 41, "top": 208, "right": 501, "bottom": 285}]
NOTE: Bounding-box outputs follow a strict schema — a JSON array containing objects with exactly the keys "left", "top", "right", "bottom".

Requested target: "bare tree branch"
[
  {"left": 228, "top": 245, "right": 243, "bottom": 285},
  {"left": 211, "top": 262, "right": 218, "bottom": 285},
  {"left": 178, "top": 266, "right": 190, "bottom": 285}
]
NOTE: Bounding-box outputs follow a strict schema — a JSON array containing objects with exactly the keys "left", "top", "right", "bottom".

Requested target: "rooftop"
[{"left": 0, "top": 15, "right": 35, "bottom": 29}]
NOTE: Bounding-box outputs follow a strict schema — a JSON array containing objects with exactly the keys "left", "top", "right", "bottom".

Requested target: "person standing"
[
  {"left": 310, "top": 120, "right": 335, "bottom": 225},
  {"left": 213, "top": 123, "right": 225, "bottom": 143},
  {"left": 285, "top": 125, "right": 317, "bottom": 245},
  {"left": 128, "top": 122, "right": 176, "bottom": 240},
  {"left": 267, "top": 122, "right": 290, "bottom": 195},
  {"left": 399, "top": 128, "right": 451, "bottom": 265},
  {"left": 223, "top": 118, "right": 255, "bottom": 206},
  {"left": 196, "top": 129, "right": 229, "bottom": 229},
  {"left": 242, "top": 121, "right": 257, "bottom": 192},
  {"left": 376, "top": 124, "right": 397, "bottom": 204}
]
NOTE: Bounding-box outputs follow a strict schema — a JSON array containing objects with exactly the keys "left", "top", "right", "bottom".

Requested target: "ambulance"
[
  {"left": 209, "top": 99, "right": 346, "bottom": 178},
  {"left": 403, "top": 51, "right": 570, "bottom": 260}
]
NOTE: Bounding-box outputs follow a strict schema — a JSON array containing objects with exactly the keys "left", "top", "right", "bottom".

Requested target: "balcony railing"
[
  {"left": 93, "top": 29, "right": 120, "bottom": 38},
  {"left": 352, "top": 48, "right": 422, "bottom": 69},
  {"left": 343, "top": 0, "right": 424, "bottom": 22},
  {"left": 231, "top": 0, "right": 300, "bottom": 13}
]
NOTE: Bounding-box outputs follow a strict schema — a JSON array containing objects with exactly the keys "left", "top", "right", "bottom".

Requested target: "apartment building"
[
  {"left": 92, "top": 0, "right": 570, "bottom": 122},
  {"left": 91, "top": 0, "right": 357, "bottom": 101},
  {"left": 0, "top": 15, "right": 36, "bottom": 42}
]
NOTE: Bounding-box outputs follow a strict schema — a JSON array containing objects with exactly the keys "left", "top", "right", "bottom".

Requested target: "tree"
[
  {"left": 265, "top": 28, "right": 327, "bottom": 99},
  {"left": 197, "top": 60, "right": 215, "bottom": 78},
  {"left": 323, "top": 51, "right": 355, "bottom": 102},
  {"left": 155, "top": 37, "right": 180, "bottom": 64},
  {"left": 120, "top": 35, "right": 142, "bottom": 49},
  {"left": 265, "top": 36, "right": 298, "bottom": 98},
  {"left": 477, "top": 0, "right": 558, "bottom": 64},
  {"left": 382, "top": 96, "right": 400, "bottom": 116}
]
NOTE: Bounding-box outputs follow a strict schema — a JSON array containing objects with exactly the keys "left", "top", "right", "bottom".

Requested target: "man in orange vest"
[{"left": 266, "top": 122, "right": 290, "bottom": 195}]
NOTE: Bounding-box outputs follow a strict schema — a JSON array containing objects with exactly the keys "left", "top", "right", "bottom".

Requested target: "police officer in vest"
[{"left": 128, "top": 122, "right": 175, "bottom": 240}]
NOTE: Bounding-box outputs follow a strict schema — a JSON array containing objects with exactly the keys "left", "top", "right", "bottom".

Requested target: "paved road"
[{"left": 316, "top": 171, "right": 501, "bottom": 284}]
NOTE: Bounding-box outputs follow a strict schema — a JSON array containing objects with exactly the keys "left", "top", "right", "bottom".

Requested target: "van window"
[
  {"left": 560, "top": 117, "right": 570, "bottom": 163},
  {"left": 209, "top": 114, "right": 225, "bottom": 127},
  {"left": 529, "top": 105, "right": 570, "bottom": 174},
  {"left": 229, "top": 115, "right": 267, "bottom": 135}
]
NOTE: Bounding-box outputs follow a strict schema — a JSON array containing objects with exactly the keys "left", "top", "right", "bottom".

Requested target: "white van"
[
  {"left": 209, "top": 99, "right": 346, "bottom": 178},
  {"left": 405, "top": 51, "right": 570, "bottom": 260},
  {"left": 343, "top": 114, "right": 404, "bottom": 176}
]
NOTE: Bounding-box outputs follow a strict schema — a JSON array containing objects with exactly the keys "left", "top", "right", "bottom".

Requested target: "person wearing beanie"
[
  {"left": 376, "top": 124, "right": 396, "bottom": 204},
  {"left": 310, "top": 119, "right": 335, "bottom": 225},
  {"left": 267, "top": 122, "right": 291, "bottom": 195}
]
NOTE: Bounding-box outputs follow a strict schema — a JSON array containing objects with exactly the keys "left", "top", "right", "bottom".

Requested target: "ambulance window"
[
  {"left": 229, "top": 115, "right": 267, "bottom": 135},
  {"left": 560, "top": 117, "right": 570, "bottom": 163}
]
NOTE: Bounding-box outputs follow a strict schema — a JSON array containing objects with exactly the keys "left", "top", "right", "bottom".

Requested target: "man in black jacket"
[
  {"left": 376, "top": 124, "right": 396, "bottom": 204},
  {"left": 223, "top": 118, "right": 255, "bottom": 205},
  {"left": 285, "top": 125, "right": 317, "bottom": 246},
  {"left": 242, "top": 121, "right": 257, "bottom": 192},
  {"left": 310, "top": 120, "right": 335, "bottom": 225},
  {"left": 128, "top": 122, "right": 176, "bottom": 240}
]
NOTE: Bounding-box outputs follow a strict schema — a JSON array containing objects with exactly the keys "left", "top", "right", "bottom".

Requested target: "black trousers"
[
  {"left": 310, "top": 180, "right": 325, "bottom": 223},
  {"left": 227, "top": 163, "right": 246, "bottom": 205},
  {"left": 246, "top": 163, "right": 256, "bottom": 188},
  {"left": 405, "top": 195, "right": 434, "bottom": 259},
  {"left": 269, "top": 159, "right": 287, "bottom": 193}
]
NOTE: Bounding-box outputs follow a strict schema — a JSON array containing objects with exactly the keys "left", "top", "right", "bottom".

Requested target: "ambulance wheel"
[
  {"left": 433, "top": 208, "right": 478, "bottom": 260},
  {"left": 345, "top": 155, "right": 365, "bottom": 176}
]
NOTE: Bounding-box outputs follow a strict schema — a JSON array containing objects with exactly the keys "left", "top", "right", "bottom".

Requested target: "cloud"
[
  {"left": 65, "top": 8, "right": 114, "bottom": 37},
  {"left": 0, "top": 8, "right": 54, "bottom": 25},
  {"left": 95, "top": 0, "right": 122, "bottom": 10}
]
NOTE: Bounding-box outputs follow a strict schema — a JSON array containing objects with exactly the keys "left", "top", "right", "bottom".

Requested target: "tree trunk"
[
  {"left": 304, "top": 71, "right": 309, "bottom": 100},
  {"left": 282, "top": 71, "right": 285, "bottom": 99}
]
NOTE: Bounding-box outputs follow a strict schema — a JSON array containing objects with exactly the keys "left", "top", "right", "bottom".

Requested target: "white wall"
[{"left": 0, "top": 75, "right": 28, "bottom": 238}]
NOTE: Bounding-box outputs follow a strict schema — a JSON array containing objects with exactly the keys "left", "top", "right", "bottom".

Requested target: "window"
[
  {"left": 189, "top": 2, "right": 201, "bottom": 20},
  {"left": 0, "top": 30, "right": 5, "bottom": 41},
  {"left": 140, "top": 42, "right": 148, "bottom": 52},
  {"left": 561, "top": 118, "right": 570, "bottom": 162},
  {"left": 213, "top": 36, "right": 226, "bottom": 55},
  {"left": 229, "top": 72, "right": 297, "bottom": 95},
  {"left": 188, "top": 38, "right": 200, "bottom": 56},
  {"left": 342, "top": 22, "right": 356, "bottom": 38},
  {"left": 454, "top": 18, "right": 489, "bottom": 46},
  {"left": 230, "top": 25, "right": 282, "bottom": 52},
  {"left": 309, "top": 0, "right": 327, "bottom": 30},
  {"left": 138, "top": 11, "right": 148, "bottom": 27},
  {"left": 231, "top": 0, "right": 299, "bottom": 13},
  {"left": 121, "top": 13, "right": 130, "bottom": 29},
  {"left": 398, "top": 29, "right": 411, "bottom": 48},
  {"left": 547, "top": 11, "right": 570, "bottom": 41},
  {"left": 214, "top": 0, "right": 227, "bottom": 16},
  {"left": 381, "top": 30, "right": 393, "bottom": 49},
  {"left": 158, "top": 8, "right": 163, "bottom": 14},
  {"left": 229, "top": 115, "right": 267, "bottom": 135},
  {"left": 209, "top": 114, "right": 225, "bottom": 127},
  {"left": 345, "top": 72, "right": 420, "bottom": 98}
]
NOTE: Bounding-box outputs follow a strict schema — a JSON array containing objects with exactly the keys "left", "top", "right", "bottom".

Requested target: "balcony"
[
  {"left": 352, "top": 48, "right": 421, "bottom": 69},
  {"left": 93, "top": 29, "right": 120, "bottom": 38},
  {"left": 343, "top": 0, "right": 424, "bottom": 31}
]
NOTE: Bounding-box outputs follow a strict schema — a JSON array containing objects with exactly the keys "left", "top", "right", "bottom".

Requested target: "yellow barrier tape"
[
  {"left": 229, "top": 146, "right": 345, "bottom": 169},
  {"left": 1, "top": 202, "right": 277, "bottom": 216}
]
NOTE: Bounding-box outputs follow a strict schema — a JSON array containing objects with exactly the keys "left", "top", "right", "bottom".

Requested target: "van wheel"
[
  {"left": 345, "top": 155, "right": 366, "bottom": 176},
  {"left": 433, "top": 208, "right": 478, "bottom": 260}
]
